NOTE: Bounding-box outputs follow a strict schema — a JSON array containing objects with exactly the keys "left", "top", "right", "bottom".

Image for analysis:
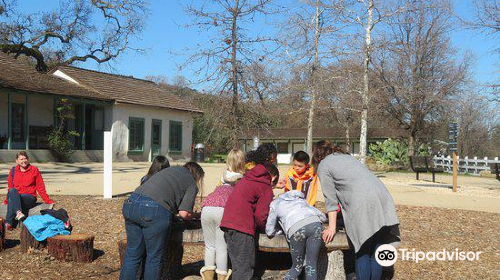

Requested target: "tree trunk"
[
  {"left": 230, "top": 0, "right": 241, "bottom": 149},
  {"left": 306, "top": 0, "right": 322, "bottom": 156},
  {"left": 47, "top": 234, "right": 94, "bottom": 263},
  {"left": 408, "top": 133, "right": 416, "bottom": 156},
  {"left": 359, "top": 0, "right": 374, "bottom": 164},
  {"left": 0, "top": 217, "right": 5, "bottom": 252},
  {"left": 317, "top": 249, "right": 347, "bottom": 280},
  {"left": 345, "top": 126, "right": 351, "bottom": 153},
  {"left": 20, "top": 223, "right": 47, "bottom": 253}
]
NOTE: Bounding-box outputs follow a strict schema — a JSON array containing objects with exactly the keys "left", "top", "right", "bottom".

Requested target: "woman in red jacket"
[{"left": 3, "top": 151, "right": 54, "bottom": 230}]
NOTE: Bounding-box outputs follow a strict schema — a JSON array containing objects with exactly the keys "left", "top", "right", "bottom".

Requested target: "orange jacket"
[{"left": 284, "top": 165, "right": 319, "bottom": 206}]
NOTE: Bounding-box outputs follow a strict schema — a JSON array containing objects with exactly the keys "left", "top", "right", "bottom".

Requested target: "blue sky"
[{"left": 15, "top": 0, "right": 500, "bottom": 90}]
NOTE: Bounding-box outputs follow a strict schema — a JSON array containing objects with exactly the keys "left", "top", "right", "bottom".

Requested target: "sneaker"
[
  {"left": 15, "top": 210, "right": 26, "bottom": 221},
  {"left": 4, "top": 222, "right": 13, "bottom": 231}
]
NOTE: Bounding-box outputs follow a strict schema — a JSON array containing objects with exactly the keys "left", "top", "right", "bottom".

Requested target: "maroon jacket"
[{"left": 220, "top": 164, "right": 274, "bottom": 237}]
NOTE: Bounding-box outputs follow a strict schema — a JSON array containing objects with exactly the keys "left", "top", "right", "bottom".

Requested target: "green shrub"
[
  {"left": 369, "top": 139, "right": 409, "bottom": 166},
  {"left": 48, "top": 99, "right": 79, "bottom": 162}
]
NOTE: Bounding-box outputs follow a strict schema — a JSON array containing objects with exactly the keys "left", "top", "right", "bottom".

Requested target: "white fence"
[{"left": 433, "top": 156, "right": 499, "bottom": 175}]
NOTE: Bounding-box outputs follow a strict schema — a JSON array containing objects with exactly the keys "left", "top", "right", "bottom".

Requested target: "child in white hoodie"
[
  {"left": 200, "top": 149, "right": 245, "bottom": 280},
  {"left": 266, "top": 190, "right": 327, "bottom": 280}
]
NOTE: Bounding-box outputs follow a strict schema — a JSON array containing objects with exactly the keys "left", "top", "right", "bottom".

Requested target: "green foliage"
[
  {"left": 369, "top": 139, "right": 409, "bottom": 165},
  {"left": 47, "top": 99, "right": 79, "bottom": 162},
  {"left": 47, "top": 129, "right": 79, "bottom": 162}
]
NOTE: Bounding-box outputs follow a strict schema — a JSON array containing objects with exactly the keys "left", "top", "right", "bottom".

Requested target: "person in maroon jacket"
[
  {"left": 3, "top": 151, "right": 54, "bottom": 230},
  {"left": 220, "top": 161, "right": 279, "bottom": 280}
]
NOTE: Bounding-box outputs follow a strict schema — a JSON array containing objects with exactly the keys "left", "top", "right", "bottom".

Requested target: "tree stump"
[
  {"left": 20, "top": 223, "right": 47, "bottom": 253},
  {"left": 317, "top": 249, "right": 347, "bottom": 280},
  {"left": 47, "top": 234, "right": 94, "bottom": 263},
  {"left": 0, "top": 217, "right": 5, "bottom": 252}
]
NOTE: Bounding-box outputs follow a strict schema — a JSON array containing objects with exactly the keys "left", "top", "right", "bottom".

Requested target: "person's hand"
[
  {"left": 322, "top": 228, "right": 336, "bottom": 243},
  {"left": 275, "top": 179, "right": 286, "bottom": 189}
]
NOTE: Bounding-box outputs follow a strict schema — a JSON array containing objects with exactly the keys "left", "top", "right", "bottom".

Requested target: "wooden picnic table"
[{"left": 119, "top": 219, "right": 351, "bottom": 280}]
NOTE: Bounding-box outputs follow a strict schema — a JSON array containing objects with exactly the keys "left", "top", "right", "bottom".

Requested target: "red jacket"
[
  {"left": 220, "top": 164, "right": 274, "bottom": 237},
  {"left": 3, "top": 165, "right": 53, "bottom": 204}
]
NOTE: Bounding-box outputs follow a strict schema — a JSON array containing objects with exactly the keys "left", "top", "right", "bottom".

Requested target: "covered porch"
[{"left": 0, "top": 89, "right": 112, "bottom": 152}]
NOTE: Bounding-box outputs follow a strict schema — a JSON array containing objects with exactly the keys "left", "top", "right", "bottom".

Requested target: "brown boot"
[
  {"left": 216, "top": 269, "right": 232, "bottom": 280},
  {"left": 200, "top": 266, "right": 216, "bottom": 280}
]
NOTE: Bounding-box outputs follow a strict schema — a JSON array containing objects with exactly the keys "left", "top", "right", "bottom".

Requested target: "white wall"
[{"left": 111, "top": 103, "right": 194, "bottom": 161}]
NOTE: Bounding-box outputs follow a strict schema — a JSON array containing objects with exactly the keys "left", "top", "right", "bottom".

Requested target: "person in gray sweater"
[
  {"left": 312, "top": 140, "right": 400, "bottom": 280},
  {"left": 266, "top": 190, "right": 327, "bottom": 280}
]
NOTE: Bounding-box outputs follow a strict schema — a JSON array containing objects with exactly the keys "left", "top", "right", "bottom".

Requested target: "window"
[
  {"left": 169, "top": 121, "right": 183, "bottom": 152},
  {"left": 129, "top": 117, "right": 145, "bottom": 152},
  {"left": 277, "top": 142, "right": 289, "bottom": 153},
  {"left": 11, "top": 103, "right": 25, "bottom": 141}
]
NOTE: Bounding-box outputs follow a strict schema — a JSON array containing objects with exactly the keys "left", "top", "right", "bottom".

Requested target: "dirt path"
[{"left": 1, "top": 163, "right": 499, "bottom": 213}]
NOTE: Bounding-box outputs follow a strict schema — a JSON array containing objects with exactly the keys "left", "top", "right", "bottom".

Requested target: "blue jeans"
[
  {"left": 119, "top": 193, "right": 173, "bottom": 280},
  {"left": 5, "top": 188, "right": 37, "bottom": 226},
  {"left": 355, "top": 228, "right": 388, "bottom": 280}
]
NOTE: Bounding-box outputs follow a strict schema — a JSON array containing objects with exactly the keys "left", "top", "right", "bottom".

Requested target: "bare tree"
[
  {"left": 466, "top": 0, "right": 500, "bottom": 34},
  {"left": 331, "top": 0, "right": 404, "bottom": 162},
  {"left": 0, "top": 0, "right": 147, "bottom": 71},
  {"left": 374, "top": 0, "right": 469, "bottom": 156},
  {"left": 183, "top": 0, "right": 276, "bottom": 148},
  {"left": 455, "top": 91, "right": 496, "bottom": 156}
]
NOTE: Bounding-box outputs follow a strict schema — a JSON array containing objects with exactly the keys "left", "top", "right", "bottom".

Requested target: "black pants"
[{"left": 224, "top": 229, "right": 255, "bottom": 280}]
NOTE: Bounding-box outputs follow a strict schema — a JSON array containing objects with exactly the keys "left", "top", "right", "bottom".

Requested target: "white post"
[
  {"left": 104, "top": 131, "right": 113, "bottom": 199},
  {"left": 474, "top": 156, "right": 478, "bottom": 174}
]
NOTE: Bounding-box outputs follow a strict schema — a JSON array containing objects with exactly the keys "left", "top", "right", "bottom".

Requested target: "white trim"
[{"left": 52, "top": 70, "right": 80, "bottom": 84}]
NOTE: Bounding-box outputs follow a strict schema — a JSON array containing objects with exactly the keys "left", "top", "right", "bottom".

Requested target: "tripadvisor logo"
[
  {"left": 375, "top": 245, "right": 483, "bottom": 265},
  {"left": 375, "top": 244, "right": 398, "bottom": 267}
]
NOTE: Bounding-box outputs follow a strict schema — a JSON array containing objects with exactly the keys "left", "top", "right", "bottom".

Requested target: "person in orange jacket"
[{"left": 3, "top": 151, "right": 54, "bottom": 230}]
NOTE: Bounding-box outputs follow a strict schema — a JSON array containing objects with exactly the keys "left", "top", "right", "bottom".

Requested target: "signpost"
[
  {"left": 448, "top": 122, "right": 458, "bottom": 153},
  {"left": 448, "top": 122, "right": 458, "bottom": 193}
]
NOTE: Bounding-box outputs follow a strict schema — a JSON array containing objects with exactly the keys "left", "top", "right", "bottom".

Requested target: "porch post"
[
  {"left": 81, "top": 103, "right": 86, "bottom": 150},
  {"left": 25, "top": 94, "right": 29, "bottom": 150},
  {"left": 53, "top": 98, "right": 57, "bottom": 128},
  {"left": 7, "top": 92, "right": 12, "bottom": 150}
]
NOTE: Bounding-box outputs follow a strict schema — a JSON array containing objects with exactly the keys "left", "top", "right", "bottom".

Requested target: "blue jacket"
[
  {"left": 23, "top": 214, "right": 70, "bottom": 241},
  {"left": 266, "top": 190, "right": 327, "bottom": 238}
]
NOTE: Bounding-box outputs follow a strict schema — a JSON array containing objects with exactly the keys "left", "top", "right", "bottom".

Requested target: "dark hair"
[
  {"left": 293, "top": 151, "right": 310, "bottom": 164},
  {"left": 312, "top": 140, "right": 348, "bottom": 170},
  {"left": 141, "top": 156, "right": 170, "bottom": 184},
  {"left": 16, "top": 151, "right": 29, "bottom": 159},
  {"left": 257, "top": 143, "right": 277, "bottom": 163},
  {"left": 266, "top": 163, "right": 280, "bottom": 186},
  {"left": 183, "top": 162, "right": 205, "bottom": 189},
  {"left": 245, "top": 150, "right": 267, "bottom": 165}
]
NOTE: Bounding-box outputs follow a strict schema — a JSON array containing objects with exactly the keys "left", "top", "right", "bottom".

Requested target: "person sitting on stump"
[{"left": 3, "top": 151, "right": 54, "bottom": 231}]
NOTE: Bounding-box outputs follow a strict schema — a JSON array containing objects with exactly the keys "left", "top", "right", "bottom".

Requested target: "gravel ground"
[{"left": 1, "top": 196, "right": 498, "bottom": 279}]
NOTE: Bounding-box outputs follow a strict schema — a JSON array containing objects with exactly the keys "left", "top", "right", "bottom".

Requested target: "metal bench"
[
  {"left": 489, "top": 162, "right": 500, "bottom": 181},
  {"left": 409, "top": 156, "right": 444, "bottom": 182}
]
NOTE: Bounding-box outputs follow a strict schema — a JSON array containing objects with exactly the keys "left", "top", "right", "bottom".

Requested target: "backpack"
[{"left": 10, "top": 166, "right": 15, "bottom": 184}]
